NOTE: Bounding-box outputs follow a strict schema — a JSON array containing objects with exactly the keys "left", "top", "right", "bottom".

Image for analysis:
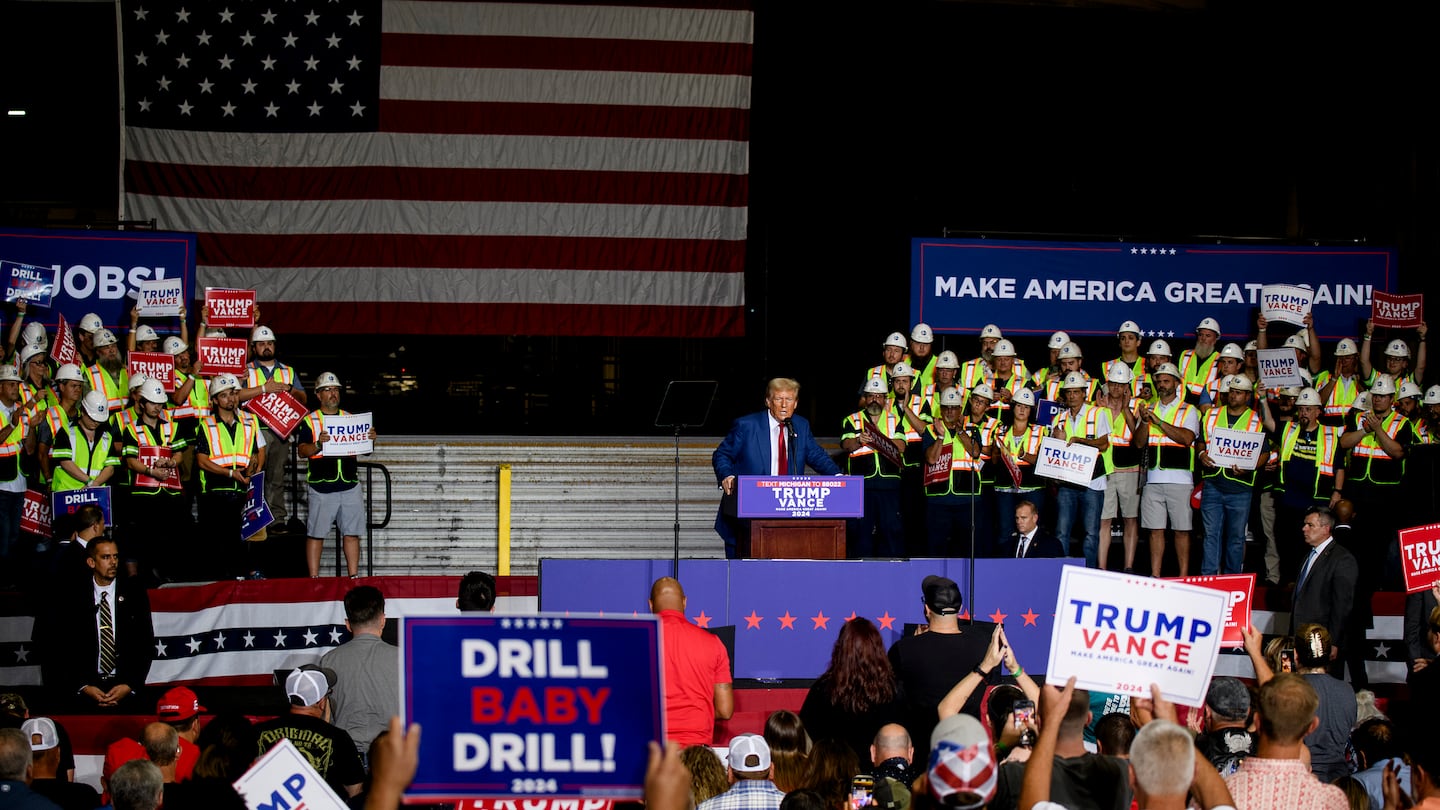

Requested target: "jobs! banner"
[
  {"left": 3, "top": 260, "right": 57, "bottom": 307},
  {"left": 736, "top": 476, "right": 864, "bottom": 518},
  {"left": 1173, "top": 574, "right": 1255, "bottom": 649},
  {"left": 1256, "top": 348, "right": 1303, "bottom": 389},
  {"left": 244, "top": 391, "right": 306, "bottom": 438},
  {"left": 1034, "top": 437, "right": 1098, "bottom": 486},
  {"left": 52, "top": 486, "right": 112, "bottom": 526},
  {"left": 1259, "top": 284, "right": 1314, "bottom": 328},
  {"left": 205, "top": 288, "right": 257, "bottom": 329},
  {"left": 314, "top": 412, "right": 373, "bottom": 457},
  {"left": 1372, "top": 291, "right": 1424, "bottom": 329},
  {"left": 1399, "top": 523, "right": 1440, "bottom": 594},
  {"left": 197, "top": 337, "right": 248, "bottom": 376},
  {"left": 400, "top": 614, "right": 663, "bottom": 801},
  {"left": 129, "top": 351, "right": 176, "bottom": 392},
  {"left": 1205, "top": 427, "right": 1266, "bottom": 471},
  {"left": 1046, "top": 565, "right": 1229, "bottom": 706},
  {"left": 137, "top": 277, "right": 185, "bottom": 317},
  {"left": 912, "top": 238, "right": 1394, "bottom": 340}
]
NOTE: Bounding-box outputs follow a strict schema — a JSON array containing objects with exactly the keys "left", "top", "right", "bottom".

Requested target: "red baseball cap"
[{"left": 157, "top": 687, "right": 205, "bottom": 722}]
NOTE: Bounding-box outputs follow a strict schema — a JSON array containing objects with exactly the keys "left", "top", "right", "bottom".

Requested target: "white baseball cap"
[
  {"left": 890, "top": 361, "right": 915, "bottom": 379},
  {"left": 92, "top": 329, "right": 118, "bottom": 348},
  {"left": 979, "top": 324, "right": 1003, "bottom": 339},
  {"left": 251, "top": 325, "right": 277, "bottom": 342},
  {"left": 163, "top": 336, "right": 189, "bottom": 355},
  {"left": 78, "top": 313, "right": 104, "bottom": 334},
  {"left": 21, "top": 718, "right": 58, "bottom": 752},
  {"left": 863, "top": 377, "right": 888, "bottom": 395},
  {"left": 990, "top": 339, "right": 1016, "bottom": 357},
  {"left": 54, "top": 363, "right": 84, "bottom": 383},
  {"left": 1117, "top": 320, "right": 1141, "bottom": 336},
  {"left": 939, "top": 387, "right": 964, "bottom": 407},
  {"left": 1384, "top": 339, "right": 1410, "bottom": 358},
  {"left": 80, "top": 390, "right": 109, "bottom": 421},
  {"left": 935, "top": 351, "right": 960, "bottom": 370},
  {"left": 1047, "top": 331, "right": 1071, "bottom": 350},
  {"left": 1061, "top": 371, "right": 1089, "bottom": 390},
  {"left": 1058, "top": 341, "right": 1083, "bottom": 360},
  {"left": 1296, "top": 388, "right": 1323, "bottom": 407},
  {"left": 315, "top": 371, "right": 342, "bottom": 390},
  {"left": 208, "top": 372, "right": 242, "bottom": 395},
  {"left": 970, "top": 383, "right": 994, "bottom": 401},
  {"left": 1147, "top": 339, "right": 1172, "bottom": 357},
  {"left": 139, "top": 378, "right": 168, "bottom": 404},
  {"left": 883, "top": 331, "right": 907, "bottom": 349},
  {"left": 134, "top": 324, "right": 159, "bottom": 343},
  {"left": 285, "top": 665, "right": 337, "bottom": 708},
  {"left": 1196, "top": 317, "right": 1221, "bottom": 334},
  {"left": 1334, "top": 338, "right": 1359, "bottom": 357},
  {"left": 1370, "top": 375, "right": 1398, "bottom": 396},
  {"left": 910, "top": 323, "right": 934, "bottom": 344},
  {"left": 1218, "top": 343, "right": 1245, "bottom": 360},
  {"left": 1106, "top": 364, "right": 1135, "bottom": 385},
  {"left": 1012, "top": 388, "right": 1037, "bottom": 407},
  {"left": 726, "top": 734, "right": 772, "bottom": 774}
]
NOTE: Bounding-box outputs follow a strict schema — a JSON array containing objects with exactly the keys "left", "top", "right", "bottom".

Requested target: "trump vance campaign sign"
[{"left": 401, "top": 615, "right": 662, "bottom": 802}]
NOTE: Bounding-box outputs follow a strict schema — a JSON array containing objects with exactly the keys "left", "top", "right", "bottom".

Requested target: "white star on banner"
[
  {"left": 1374, "top": 641, "right": 1390, "bottom": 659},
  {"left": 213, "top": 632, "right": 227, "bottom": 649},
  {"left": 218, "top": 54, "right": 234, "bottom": 69},
  {"left": 155, "top": 640, "right": 168, "bottom": 657},
  {"left": 219, "top": 8, "right": 234, "bottom": 22},
  {"left": 176, "top": 7, "right": 190, "bottom": 22},
  {"left": 15, "top": 646, "right": 29, "bottom": 663},
  {"left": 186, "top": 637, "right": 202, "bottom": 653},
  {"left": 261, "top": 9, "right": 277, "bottom": 23},
  {"left": 264, "top": 101, "right": 279, "bottom": 116},
  {"left": 273, "top": 629, "right": 288, "bottom": 646},
  {"left": 304, "top": 10, "right": 319, "bottom": 24},
  {"left": 243, "top": 631, "right": 256, "bottom": 648},
  {"left": 303, "top": 628, "right": 319, "bottom": 645},
  {"left": 307, "top": 101, "right": 322, "bottom": 115},
  {"left": 135, "top": 6, "right": 149, "bottom": 20},
  {"left": 221, "top": 101, "right": 235, "bottom": 115},
  {"left": 329, "top": 627, "right": 344, "bottom": 644}
]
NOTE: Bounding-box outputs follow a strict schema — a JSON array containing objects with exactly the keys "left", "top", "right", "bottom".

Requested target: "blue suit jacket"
[{"left": 712, "top": 411, "right": 840, "bottom": 482}]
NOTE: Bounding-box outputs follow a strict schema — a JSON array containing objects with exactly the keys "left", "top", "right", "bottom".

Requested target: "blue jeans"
[
  {"left": 1200, "top": 482, "right": 1251, "bottom": 574},
  {"left": 995, "top": 490, "right": 1046, "bottom": 551},
  {"left": 1055, "top": 486, "right": 1102, "bottom": 567}
]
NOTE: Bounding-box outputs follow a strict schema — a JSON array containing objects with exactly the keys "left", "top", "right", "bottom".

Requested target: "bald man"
[{"left": 649, "top": 577, "right": 733, "bottom": 746}]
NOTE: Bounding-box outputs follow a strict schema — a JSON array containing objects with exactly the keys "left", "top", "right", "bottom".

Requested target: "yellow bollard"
[{"left": 497, "top": 464, "right": 512, "bottom": 576}]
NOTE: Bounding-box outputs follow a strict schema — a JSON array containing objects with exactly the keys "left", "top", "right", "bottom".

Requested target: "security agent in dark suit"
[
  {"left": 1290, "top": 505, "right": 1359, "bottom": 680},
  {"left": 712, "top": 377, "right": 842, "bottom": 558},
  {"left": 1002, "top": 499, "right": 1066, "bottom": 559},
  {"left": 38, "top": 538, "right": 155, "bottom": 710}
]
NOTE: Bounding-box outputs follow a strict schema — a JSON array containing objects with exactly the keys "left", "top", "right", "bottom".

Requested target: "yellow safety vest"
[
  {"left": 1179, "top": 349, "right": 1219, "bottom": 398},
  {"left": 1146, "top": 397, "right": 1197, "bottom": 472},
  {"left": 1201, "top": 407, "right": 1264, "bottom": 486},
  {"left": 199, "top": 413, "right": 260, "bottom": 492},
  {"left": 84, "top": 364, "right": 129, "bottom": 413},
  {"left": 1347, "top": 409, "right": 1409, "bottom": 485},
  {"left": 51, "top": 425, "right": 117, "bottom": 492},
  {"left": 1278, "top": 421, "right": 1339, "bottom": 499}
]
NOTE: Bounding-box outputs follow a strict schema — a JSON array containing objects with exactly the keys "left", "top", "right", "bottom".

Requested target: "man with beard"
[
  {"left": 865, "top": 332, "right": 909, "bottom": 385},
  {"left": 33, "top": 364, "right": 87, "bottom": 489},
  {"left": 984, "top": 340, "right": 1027, "bottom": 417},
  {"left": 239, "top": 326, "right": 306, "bottom": 526},
  {"left": 841, "top": 377, "right": 907, "bottom": 557},
  {"left": 84, "top": 329, "right": 130, "bottom": 414},
  {"left": 1043, "top": 342, "right": 1095, "bottom": 402},
  {"left": 1179, "top": 317, "right": 1223, "bottom": 405},
  {"left": 925, "top": 351, "right": 960, "bottom": 411},
  {"left": 961, "top": 324, "right": 1027, "bottom": 395},
  {"left": 197, "top": 373, "right": 268, "bottom": 579}
]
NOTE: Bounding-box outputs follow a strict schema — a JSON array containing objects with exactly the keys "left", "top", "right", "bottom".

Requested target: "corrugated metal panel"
[{"left": 294, "top": 435, "right": 841, "bottom": 576}]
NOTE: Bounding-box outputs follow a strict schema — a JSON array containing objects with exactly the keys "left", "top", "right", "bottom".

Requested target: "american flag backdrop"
[{"left": 117, "top": 1, "right": 752, "bottom": 337}]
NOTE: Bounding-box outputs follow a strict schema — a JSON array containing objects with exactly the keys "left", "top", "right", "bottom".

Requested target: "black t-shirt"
[
  {"left": 886, "top": 622, "right": 997, "bottom": 753},
  {"left": 1194, "top": 727, "right": 1255, "bottom": 778},
  {"left": 254, "top": 712, "right": 365, "bottom": 797},
  {"left": 28, "top": 778, "right": 99, "bottom": 810},
  {"left": 798, "top": 677, "right": 907, "bottom": 766},
  {"left": 991, "top": 754, "right": 1132, "bottom": 810}
]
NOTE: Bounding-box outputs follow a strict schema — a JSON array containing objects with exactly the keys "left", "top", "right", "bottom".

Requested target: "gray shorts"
[
  {"left": 307, "top": 484, "right": 365, "bottom": 538},
  {"left": 1103, "top": 470, "right": 1141, "bottom": 519},
  {"left": 1141, "top": 482, "right": 1193, "bottom": 531}
]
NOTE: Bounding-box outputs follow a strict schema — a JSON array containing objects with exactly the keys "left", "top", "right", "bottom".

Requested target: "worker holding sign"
[{"left": 1198, "top": 376, "right": 1269, "bottom": 575}]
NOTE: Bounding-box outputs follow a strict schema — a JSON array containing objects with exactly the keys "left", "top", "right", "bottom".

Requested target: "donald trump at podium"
[{"left": 713, "top": 377, "right": 841, "bottom": 558}]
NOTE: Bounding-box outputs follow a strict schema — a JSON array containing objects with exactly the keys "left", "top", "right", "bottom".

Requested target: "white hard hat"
[
  {"left": 1277, "top": 386, "right": 1303, "bottom": 398},
  {"left": 1283, "top": 334, "right": 1307, "bottom": 350},
  {"left": 205, "top": 328, "right": 228, "bottom": 338},
  {"left": 21, "top": 322, "right": 46, "bottom": 346},
  {"left": 890, "top": 361, "right": 914, "bottom": 379},
  {"left": 134, "top": 324, "right": 159, "bottom": 343},
  {"left": 1424, "top": 385, "right": 1440, "bottom": 406},
  {"left": 54, "top": 363, "right": 84, "bottom": 383},
  {"left": 1196, "top": 317, "right": 1221, "bottom": 334},
  {"left": 1354, "top": 392, "right": 1373, "bottom": 411},
  {"left": 1398, "top": 379, "right": 1424, "bottom": 400},
  {"left": 208, "top": 372, "right": 242, "bottom": 395},
  {"left": 1334, "top": 338, "right": 1359, "bottom": 357},
  {"left": 863, "top": 377, "right": 888, "bottom": 395},
  {"left": 991, "top": 339, "right": 1016, "bottom": 357},
  {"left": 1224, "top": 374, "right": 1254, "bottom": 392},
  {"left": 971, "top": 383, "right": 994, "bottom": 401},
  {"left": 883, "top": 331, "right": 907, "bottom": 349},
  {"left": 1244, "top": 340, "right": 1258, "bottom": 352},
  {"left": 1047, "top": 331, "right": 1070, "bottom": 350},
  {"left": 935, "top": 351, "right": 960, "bottom": 370},
  {"left": 315, "top": 371, "right": 342, "bottom": 390},
  {"left": 979, "top": 324, "right": 1003, "bottom": 339},
  {"left": 1153, "top": 362, "right": 1181, "bottom": 380},
  {"left": 1106, "top": 364, "right": 1135, "bottom": 385},
  {"left": 1012, "top": 388, "right": 1037, "bottom": 407},
  {"left": 19, "top": 343, "right": 46, "bottom": 367},
  {"left": 1058, "top": 341, "right": 1083, "bottom": 360},
  {"left": 1370, "top": 375, "right": 1397, "bottom": 396},
  {"left": 910, "top": 323, "right": 933, "bottom": 344},
  {"left": 251, "top": 325, "right": 277, "bottom": 342},
  {"left": 1147, "top": 339, "right": 1172, "bottom": 357},
  {"left": 0, "top": 365, "right": 19, "bottom": 383},
  {"left": 78, "top": 313, "right": 103, "bottom": 334},
  {"left": 139, "top": 378, "right": 168, "bottom": 404},
  {"left": 80, "top": 390, "right": 109, "bottom": 422},
  {"left": 1384, "top": 339, "right": 1410, "bottom": 358},
  {"left": 1117, "top": 320, "right": 1141, "bottom": 336},
  {"left": 128, "top": 372, "right": 149, "bottom": 391},
  {"left": 92, "top": 329, "right": 118, "bottom": 348},
  {"left": 163, "top": 336, "right": 188, "bottom": 356},
  {"left": 1296, "top": 387, "right": 1323, "bottom": 407},
  {"left": 939, "top": 387, "right": 964, "bottom": 407},
  {"left": 1218, "top": 343, "right": 1245, "bottom": 361},
  {"left": 1061, "top": 371, "right": 1089, "bottom": 390}
]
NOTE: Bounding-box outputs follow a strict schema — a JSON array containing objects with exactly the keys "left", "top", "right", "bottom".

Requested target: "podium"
[{"left": 749, "top": 520, "right": 846, "bottom": 559}]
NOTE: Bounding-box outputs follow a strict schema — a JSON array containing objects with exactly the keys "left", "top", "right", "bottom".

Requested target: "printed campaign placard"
[
  {"left": 244, "top": 391, "right": 306, "bottom": 438},
  {"left": 1034, "top": 437, "right": 1098, "bottom": 486},
  {"left": 135, "top": 446, "right": 182, "bottom": 491},
  {"left": 400, "top": 614, "right": 663, "bottom": 801},
  {"left": 197, "top": 337, "right": 248, "bottom": 376},
  {"left": 50, "top": 313, "right": 77, "bottom": 366},
  {"left": 860, "top": 418, "right": 904, "bottom": 469},
  {"left": 1173, "top": 574, "right": 1255, "bottom": 649},
  {"left": 736, "top": 475, "right": 864, "bottom": 518},
  {"left": 924, "top": 446, "right": 952, "bottom": 487},
  {"left": 205, "top": 287, "right": 257, "bottom": 328},
  {"left": 1260, "top": 283, "right": 1314, "bottom": 328},
  {"left": 1399, "top": 523, "right": 1440, "bottom": 594},
  {"left": 315, "top": 412, "right": 373, "bottom": 457},
  {"left": 1206, "top": 427, "right": 1266, "bottom": 470},
  {"left": 233, "top": 737, "right": 349, "bottom": 810},
  {"left": 1257, "top": 348, "right": 1303, "bottom": 389},
  {"left": 137, "top": 277, "right": 184, "bottom": 317},
  {"left": 1047, "top": 565, "right": 1229, "bottom": 706},
  {"left": 242, "top": 471, "right": 273, "bottom": 541},
  {"left": 129, "top": 351, "right": 176, "bottom": 392},
  {"left": 52, "top": 486, "right": 112, "bottom": 526},
  {"left": 996, "top": 438, "right": 1023, "bottom": 486},
  {"left": 21, "top": 489, "right": 51, "bottom": 536},
  {"left": 3, "top": 260, "right": 57, "bottom": 307},
  {"left": 1372, "top": 291, "right": 1424, "bottom": 329},
  {"left": 1034, "top": 398, "right": 1065, "bottom": 427}
]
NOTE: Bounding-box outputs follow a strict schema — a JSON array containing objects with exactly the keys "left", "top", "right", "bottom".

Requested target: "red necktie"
[{"left": 776, "top": 424, "right": 788, "bottom": 475}]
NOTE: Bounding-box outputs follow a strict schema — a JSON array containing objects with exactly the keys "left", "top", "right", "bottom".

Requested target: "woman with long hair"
[
  {"left": 764, "top": 710, "right": 810, "bottom": 793},
  {"left": 799, "top": 617, "right": 904, "bottom": 765},
  {"left": 681, "top": 745, "right": 730, "bottom": 805}
]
